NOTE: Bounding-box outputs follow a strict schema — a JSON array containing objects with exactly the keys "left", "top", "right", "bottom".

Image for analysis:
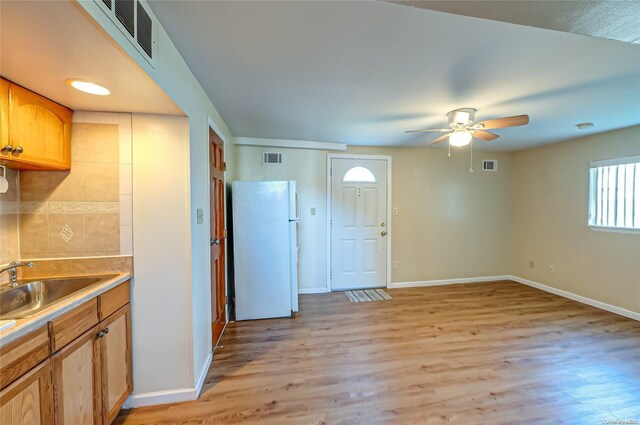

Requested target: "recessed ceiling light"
[
  {"left": 576, "top": 122, "right": 594, "bottom": 130},
  {"left": 65, "top": 79, "right": 110, "bottom": 96}
]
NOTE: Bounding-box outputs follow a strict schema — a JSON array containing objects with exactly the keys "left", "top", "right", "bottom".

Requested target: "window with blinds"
[{"left": 588, "top": 155, "right": 640, "bottom": 230}]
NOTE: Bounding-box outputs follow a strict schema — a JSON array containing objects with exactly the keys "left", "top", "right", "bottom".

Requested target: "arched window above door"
[{"left": 342, "top": 166, "right": 376, "bottom": 183}]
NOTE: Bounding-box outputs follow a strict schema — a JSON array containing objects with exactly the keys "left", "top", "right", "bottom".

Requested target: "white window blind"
[{"left": 588, "top": 155, "right": 640, "bottom": 230}]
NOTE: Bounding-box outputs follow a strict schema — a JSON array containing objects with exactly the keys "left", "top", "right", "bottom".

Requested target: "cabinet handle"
[
  {"left": 1, "top": 145, "right": 13, "bottom": 153},
  {"left": 14, "top": 146, "right": 23, "bottom": 154},
  {"left": 97, "top": 331, "right": 106, "bottom": 339}
]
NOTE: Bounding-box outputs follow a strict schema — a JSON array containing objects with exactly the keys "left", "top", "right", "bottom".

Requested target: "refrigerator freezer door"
[
  {"left": 289, "top": 220, "right": 300, "bottom": 312},
  {"left": 233, "top": 181, "right": 292, "bottom": 320}
]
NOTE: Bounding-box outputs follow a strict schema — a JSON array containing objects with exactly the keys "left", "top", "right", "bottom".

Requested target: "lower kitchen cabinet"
[
  {"left": 52, "top": 325, "right": 101, "bottom": 425},
  {"left": 0, "top": 360, "right": 54, "bottom": 425},
  {"left": 99, "top": 305, "right": 132, "bottom": 425},
  {"left": 51, "top": 305, "right": 132, "bottom": 425},
  {"left": 0, "top": 280, "right": 132, "bottom": 425}
]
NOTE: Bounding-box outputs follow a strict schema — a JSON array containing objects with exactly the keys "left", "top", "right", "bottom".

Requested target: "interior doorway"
[
  {"left": 328, "top": 155, "right": 391, "bottom": 291},
  {"left": 209, "top": 127, "right": 226, "bottom": 347}
]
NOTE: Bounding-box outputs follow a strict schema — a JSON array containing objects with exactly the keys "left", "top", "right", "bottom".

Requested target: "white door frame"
[{"left": 326, "top": 154, "right": 392, "bottom": 292}]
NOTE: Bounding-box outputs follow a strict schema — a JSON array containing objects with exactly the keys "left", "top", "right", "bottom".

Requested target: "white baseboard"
[
  {"left": 299, "top": 287, "right": 329, "bottom": 294},
  {"left": 123, "top": 387, "right": 197, "bottom": 409},
  {"left": 388, "top": 275, "right": 511, "bottom": 289},
  {"left": 510, "top": 276, "right": 640, "bottom": 322},
  {"left": 195, "top": 352, "right": 213, "bottom": 398},
  {"left": 123, "top": 351, "right": 213, "bottom": 409}
]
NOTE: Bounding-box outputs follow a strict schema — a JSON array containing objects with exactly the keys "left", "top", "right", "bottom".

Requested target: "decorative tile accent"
[
  {"left": 60, "top": 224, "right": 74, "bottom": 242},
  {"left": 16, "top": 202, "right": 119, "bottom": 214},
  {"left": 48, "top": 202, "right": 119, "bottom": 214},
  {"left": 0, "top": 202, "right": 19, "bottom": 215},
  {"left": 19, "top": 202, "right": 48, "bottom": 214}
]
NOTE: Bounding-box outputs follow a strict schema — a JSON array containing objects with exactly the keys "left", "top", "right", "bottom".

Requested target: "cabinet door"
[
  {"left": 52, "top": 325, "right": 101, "bottom": 425},
  {"left": 0, "top": 360, "right": 54, "bottom": 425},
  {"left": 8, "top": 82, "right": 71, "bottom": 170},
  {"left": 99, "top": 304, "right": 132, "bottom": 425},
  {"left": 0, "top": 78, "right": 9, "bottom": 158}
]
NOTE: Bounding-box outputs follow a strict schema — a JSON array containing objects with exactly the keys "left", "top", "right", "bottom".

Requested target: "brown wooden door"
[
  {"left": 210, "top": 127, "right": 226, "bottom": 347},
  {"left": 52, "top": 325, "right": 101, "bottom": 425},
  {"left": 0, "top": 360, "right": 53, "bottom": 425},
  {"left": 99, "top": 305, "right": 132, "bottom": 425}
]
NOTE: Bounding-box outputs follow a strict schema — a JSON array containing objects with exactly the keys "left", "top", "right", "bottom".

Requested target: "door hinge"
[
  {"left": 222, "top": 161, "right": 227, "bottom": 172},
  {"left": 330, "top": 168, "right": 332, "bottom": 176},
  {"left": 330, "top": 271, "right": 332, "bottom": 279}
]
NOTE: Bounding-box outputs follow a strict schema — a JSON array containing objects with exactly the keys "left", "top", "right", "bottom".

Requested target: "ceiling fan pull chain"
[
  {"left": 469, "top": 140, "right": 474, "bottom": 173},
  {"left": 448, "top": 141, "right": 451, "bottom": 157}
]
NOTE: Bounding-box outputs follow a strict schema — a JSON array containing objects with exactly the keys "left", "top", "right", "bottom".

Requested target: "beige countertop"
[{"left": 0, "top": 272, "right": 132, "bottom": 348}]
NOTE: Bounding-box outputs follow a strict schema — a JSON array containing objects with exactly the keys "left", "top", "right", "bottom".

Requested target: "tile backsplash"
[
  {"left": 0, "top": 168, "right": 20, "bottom": 264},
  {"left": 0, "top": 112, "right": 133, "bottom": 264}
]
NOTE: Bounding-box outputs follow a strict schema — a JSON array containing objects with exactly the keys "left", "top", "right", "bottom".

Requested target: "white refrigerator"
[{"left": 232, "top": 180, "right": 300, "bottom": 320}]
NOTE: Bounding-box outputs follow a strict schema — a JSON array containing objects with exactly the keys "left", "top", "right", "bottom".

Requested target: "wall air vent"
[
  {"left": 263, "top": 152, "right": 283, "bottom": 165},
  {"left": 483, "top": 160, "right": 498, "bottom": 172},
  {"left": 94, "top": 0, "right": 156, "bottom": 67}
]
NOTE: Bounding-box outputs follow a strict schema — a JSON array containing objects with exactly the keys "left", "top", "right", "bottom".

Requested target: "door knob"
[{"left": 381, "top": 231, "right": 387, "bottom": 236}]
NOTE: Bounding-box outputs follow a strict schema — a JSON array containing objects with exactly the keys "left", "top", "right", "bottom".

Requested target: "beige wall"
[
  {"left": 511, "top": 126, "right": 640, "bottom": 313},
  {"left": 234, "top": 144, "right": 514, "bottom": 289}
]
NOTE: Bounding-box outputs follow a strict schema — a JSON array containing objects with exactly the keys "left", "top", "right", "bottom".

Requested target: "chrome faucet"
[{"left": 0, "top": 261, "right": 33, "bottom": 287}]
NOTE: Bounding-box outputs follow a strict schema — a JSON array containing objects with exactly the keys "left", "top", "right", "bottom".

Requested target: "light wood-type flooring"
[{"left": 115, "top": 281, "right": 640, "bottom": 424}]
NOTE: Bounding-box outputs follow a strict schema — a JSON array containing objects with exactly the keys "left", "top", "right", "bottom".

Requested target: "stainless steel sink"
[{"left": 0, "top": 275, "right": 118, "bottom": 319}]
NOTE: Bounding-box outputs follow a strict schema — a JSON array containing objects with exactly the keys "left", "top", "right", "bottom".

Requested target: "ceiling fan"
[{"left": 406, "top": 108, "right": 530, "bottom": 147}]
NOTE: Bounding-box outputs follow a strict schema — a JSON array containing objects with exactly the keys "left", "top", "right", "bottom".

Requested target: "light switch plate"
[
  {"left": 196, "top": 208, "right": 204, "bottom": 224},
  {"left": 393, "top": 207, "right": 398, "bottom": 216},
  {"left": 310, "top": 207, "right": 316, "bottom": 216}
]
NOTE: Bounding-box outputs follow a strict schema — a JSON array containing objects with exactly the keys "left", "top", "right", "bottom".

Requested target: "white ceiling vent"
[
  {"left": 263, "top": 152, "right": 282, "bottom": 165},
  {"left": 95, "top": 0, "right": 156, "bottom": 67},
  {"left": 483, "top": 160, "right": 498, "bottom": 172}
]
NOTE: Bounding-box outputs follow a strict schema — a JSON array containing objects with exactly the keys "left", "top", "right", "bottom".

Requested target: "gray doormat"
[{"left": 345, "top": 289, "right": 392, "bottom": 303}]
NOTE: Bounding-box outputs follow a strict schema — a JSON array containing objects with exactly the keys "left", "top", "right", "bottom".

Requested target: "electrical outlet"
[
  {"left": 548, "top": 264, "right": 556, "bottom": 274},
  {"left": 393, "top": 207, "right": 398, "bottom": 216},
  {"left": 392, "top": 260, "right": 398, "bottom": 269},
  {"left": 196, "top": 208, "right": 204, "bottom": 224},
  {"left": 310, "top": 207, "right": 316, "bottom": 216}
]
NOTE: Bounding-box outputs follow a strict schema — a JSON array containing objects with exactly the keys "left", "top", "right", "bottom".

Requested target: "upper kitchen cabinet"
[{"left": 0, "top": 77, "right": 72, "bottom": 170}]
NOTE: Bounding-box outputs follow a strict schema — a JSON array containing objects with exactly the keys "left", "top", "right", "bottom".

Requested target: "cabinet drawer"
[
  {"left": 50, "top": 298, "right": 99, "bottom": 353},
  {"left": 0, "top": 325, "right": 49, "bottom": 390},
  {"left": 99, "top": 281, "right": 130, "bottom": 321}
]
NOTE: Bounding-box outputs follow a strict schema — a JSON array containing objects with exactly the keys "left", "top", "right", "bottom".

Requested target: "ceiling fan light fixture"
[{"left": 449, "top": 130, "right": 472, "bottom": 147}]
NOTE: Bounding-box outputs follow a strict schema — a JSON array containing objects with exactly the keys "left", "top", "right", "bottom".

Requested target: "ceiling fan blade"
[
  {"left": 428, "top": 133, "right": 451, "bottom": 145},
  {"left": 475, "top": 114, "right": 529, "bottom": 130},
  {"left": 473, "top": 130, "right": 499, "bottom": 141},
  {"left": 405, "top": 128, "right": 450, "bottom": 134}
]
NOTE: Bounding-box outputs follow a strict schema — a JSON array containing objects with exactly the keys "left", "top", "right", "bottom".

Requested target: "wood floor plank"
[{"left": 115, "top": 281, "right": 640, "bottom": 425}]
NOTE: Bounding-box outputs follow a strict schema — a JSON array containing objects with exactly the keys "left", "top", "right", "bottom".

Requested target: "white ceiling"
[
  {"left": 0, "top": 0, "right": 182, "bottom": 116},
  {"left": 389, "top": 1, "right": 640, "bottom": 45},
  {"left": 149, "top": 0, "right": 640, "bottom": 151}
]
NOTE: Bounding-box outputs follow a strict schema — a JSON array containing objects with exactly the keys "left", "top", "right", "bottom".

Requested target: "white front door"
[{"left": 330, "top": 157, "right": 388, "bottom": 290}]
